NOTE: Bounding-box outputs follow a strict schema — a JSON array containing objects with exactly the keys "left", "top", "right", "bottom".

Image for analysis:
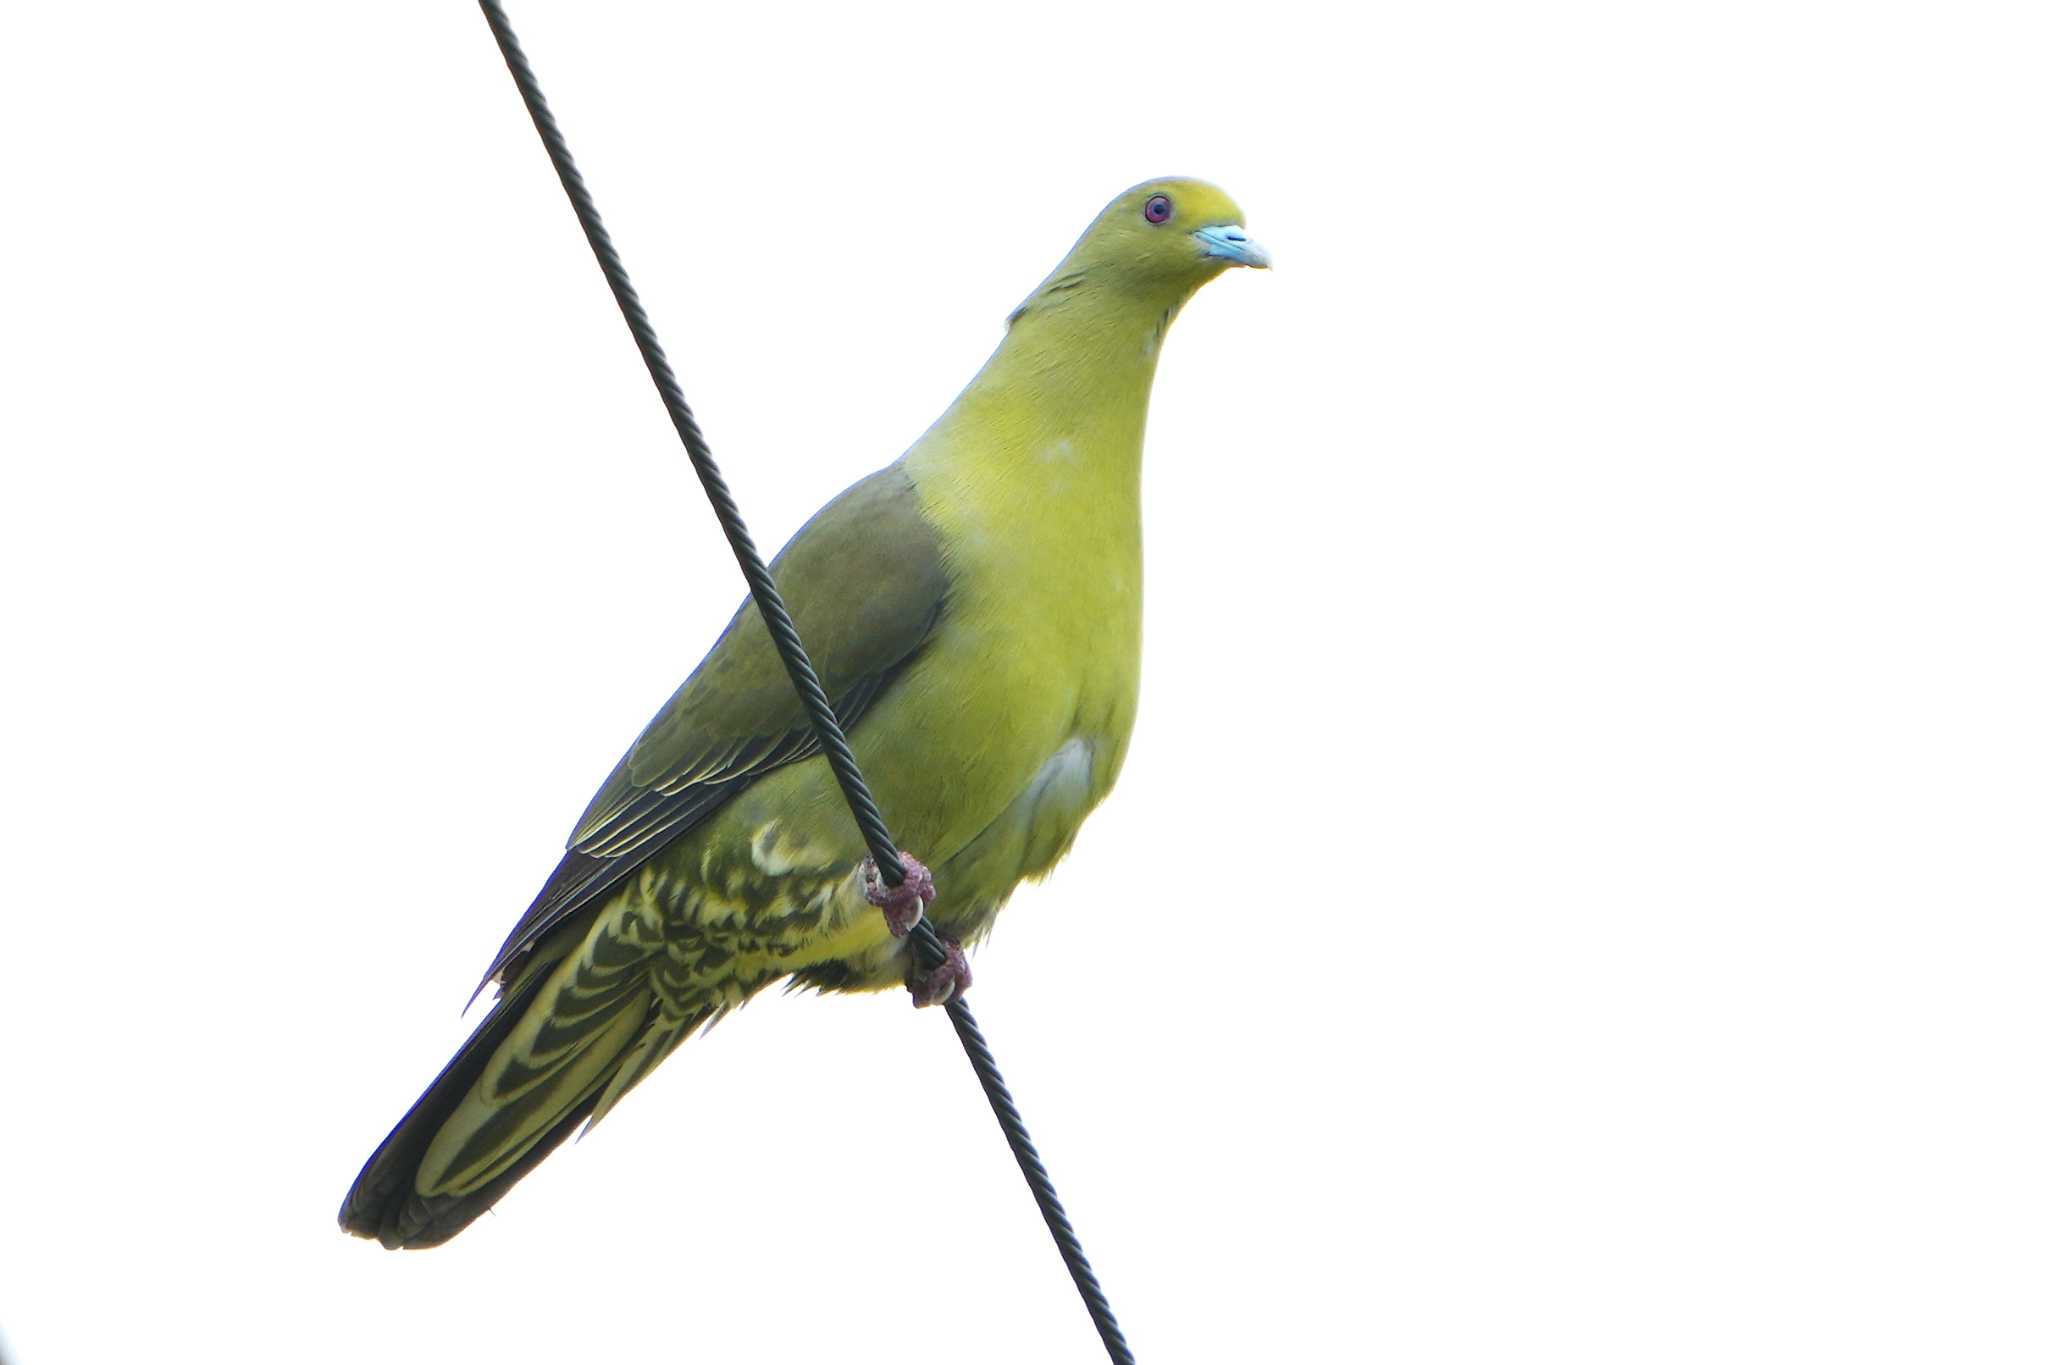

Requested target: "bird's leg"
[
  {"left": 859, "top": 852, "right": 969, "bottom": 1006},
  {"left": 908, "top": 932, "right": 972, "bottom": 1009},
  {"left": 861, "top": 851, "right": 936, "bottom": 937}
]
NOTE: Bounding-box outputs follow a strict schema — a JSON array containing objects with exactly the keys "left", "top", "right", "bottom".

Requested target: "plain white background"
[{"left": 2, "top": 2, "right": 2043, "bottom": 1362}]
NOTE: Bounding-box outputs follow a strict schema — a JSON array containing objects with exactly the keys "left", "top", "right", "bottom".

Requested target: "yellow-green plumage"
[{"left": 341, "top": 177, "right": 1266, "bottom": 1247}]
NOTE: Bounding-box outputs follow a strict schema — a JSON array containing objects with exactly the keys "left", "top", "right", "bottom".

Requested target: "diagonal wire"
[{"left": 475, "top": 4, "right": 1134, "bottom": 1360}]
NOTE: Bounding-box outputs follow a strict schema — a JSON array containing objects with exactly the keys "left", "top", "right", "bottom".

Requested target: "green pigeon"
[{"left": 341, "top": 177, "right": 1269, "bottom": 1248}]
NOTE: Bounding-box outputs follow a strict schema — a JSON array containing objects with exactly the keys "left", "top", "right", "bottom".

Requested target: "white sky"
[{"left": 2, "top": 2, "right": 2044, "bottom": 1362}]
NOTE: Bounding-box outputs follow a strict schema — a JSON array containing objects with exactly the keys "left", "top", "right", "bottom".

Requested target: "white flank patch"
[{"left": 1026, "top": 737, "right": 1095, "bottom": 814}]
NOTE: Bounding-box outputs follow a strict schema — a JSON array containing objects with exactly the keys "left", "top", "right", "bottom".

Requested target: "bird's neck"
[
  {"left": 984, "top": 276, "right": 1185, "bottom": 433},
  {"left": 909, "top": 282, "right": 1185, "bottom": 522}
]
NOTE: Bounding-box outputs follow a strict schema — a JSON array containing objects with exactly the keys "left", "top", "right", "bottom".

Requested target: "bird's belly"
[
  {"left": 784, "top": 730, "right": 1113, "bottom": 987},
  {"left": 974, "top": 736, "right": 1097, "bottom": 868},
  {"left": 709, "top": 585, "right": 1136, "bottom": 984},
  {"left": 927, "top": 734, "right": 1105, "bottom": 942}
]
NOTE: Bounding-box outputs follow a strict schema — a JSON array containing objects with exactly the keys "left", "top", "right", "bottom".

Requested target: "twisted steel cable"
[{"left": 476, "top": 4, "right": 1135, "bottom": 1360}]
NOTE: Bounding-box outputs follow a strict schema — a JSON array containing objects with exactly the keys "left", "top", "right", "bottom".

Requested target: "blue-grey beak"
[{"left": 1193, "top": 223, "right": 1272, "bottom": 269}]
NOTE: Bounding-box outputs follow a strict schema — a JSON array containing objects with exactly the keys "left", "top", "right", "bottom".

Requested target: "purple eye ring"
[{"left": 1143, "top": 194, "right": 1173, "bottom": 225}]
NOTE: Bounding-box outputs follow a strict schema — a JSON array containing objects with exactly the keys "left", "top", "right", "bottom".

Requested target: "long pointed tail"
[{"left": 339, "top": 918, "right": 676, "bottom": 1249}]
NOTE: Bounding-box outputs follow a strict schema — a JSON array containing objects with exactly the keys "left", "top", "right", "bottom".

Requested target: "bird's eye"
[{"left": 1143, "top": 194, "right": 1173, "bottom": 225}]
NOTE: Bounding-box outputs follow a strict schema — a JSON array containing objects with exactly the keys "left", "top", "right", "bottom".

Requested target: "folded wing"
[{"left": 474, "top": 462, "right": 950, "bottom": 994}]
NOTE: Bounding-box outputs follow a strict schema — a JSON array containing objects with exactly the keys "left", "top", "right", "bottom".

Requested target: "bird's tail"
[{"left": 339, "top": 906, "right": 714, "bottom": 1249}]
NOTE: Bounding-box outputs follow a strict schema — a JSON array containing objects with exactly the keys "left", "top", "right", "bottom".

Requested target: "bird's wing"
[{"left": 474, "top": 463, "right": 949, "bottom": 993}]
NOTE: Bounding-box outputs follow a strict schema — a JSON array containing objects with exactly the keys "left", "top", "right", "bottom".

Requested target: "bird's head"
[
  {"left": 1089, "top": 177, "right": 1269, "bottom": 282},
  {"left": 1013, "top": 177, "right": 1268, "bottom": 325}
]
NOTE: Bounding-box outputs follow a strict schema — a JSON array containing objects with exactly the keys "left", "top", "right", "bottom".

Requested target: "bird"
[{"left": 340, "top": 176, "right": 1269, "bottom": 1248}]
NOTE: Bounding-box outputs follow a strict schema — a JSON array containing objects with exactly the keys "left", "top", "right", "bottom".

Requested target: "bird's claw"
[
  {"left": 861, "top": 851, "right": 936, "bottom": 937},
  {"left": 909, "top": 934, "right": 972, "bottom": 1009}
]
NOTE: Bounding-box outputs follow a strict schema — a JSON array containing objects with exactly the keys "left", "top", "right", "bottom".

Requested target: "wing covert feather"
[{"left": 476, "top": 464, "right": 948, "bottom": 990}]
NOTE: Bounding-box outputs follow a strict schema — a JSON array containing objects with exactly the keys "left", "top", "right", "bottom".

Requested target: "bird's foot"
[
  {"left": 861, "top": 851, "right": 936, "bottom": 937},
  {"left": 909, "top": 933, "right": 972, "bottom": 1009}
]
